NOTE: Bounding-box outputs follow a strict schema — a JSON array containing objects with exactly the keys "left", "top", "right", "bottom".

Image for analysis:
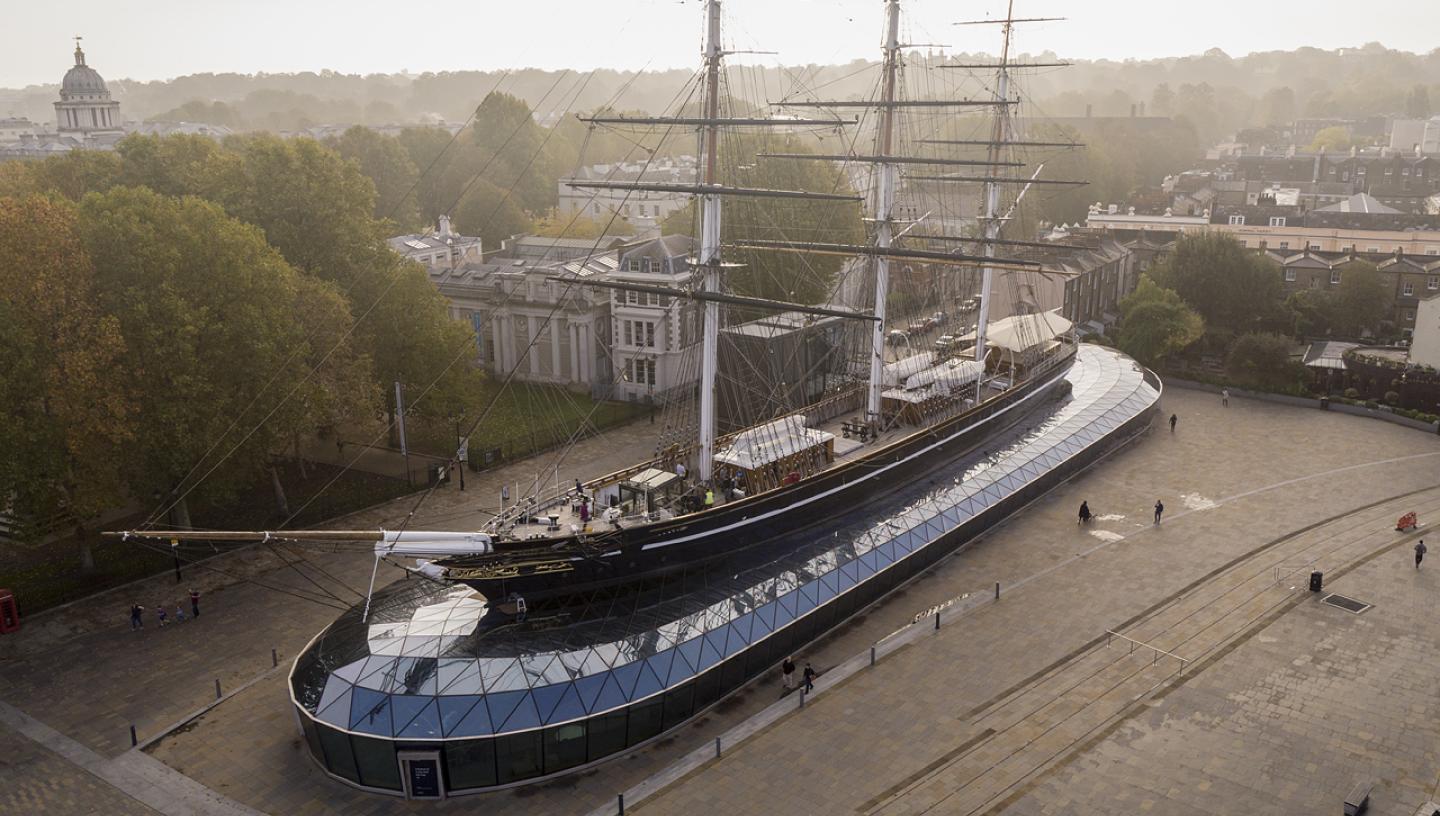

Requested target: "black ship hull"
[{"left": 441, "top": 349, "right": 1076, "bottom": 604}]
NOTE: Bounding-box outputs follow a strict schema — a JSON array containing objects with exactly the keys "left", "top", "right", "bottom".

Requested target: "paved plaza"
[{"left": 4, "top": 387, "right": 1440, "bottom": 815}]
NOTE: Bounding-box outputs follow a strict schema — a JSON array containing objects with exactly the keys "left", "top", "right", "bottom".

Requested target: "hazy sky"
[{"left": 4, "top": 0, "right": 1439, "bottom": 88}]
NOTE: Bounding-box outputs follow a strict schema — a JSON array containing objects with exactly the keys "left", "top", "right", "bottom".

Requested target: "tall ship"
[{"left": 114, "top": 0, "right": 1088, "bottom": 611}]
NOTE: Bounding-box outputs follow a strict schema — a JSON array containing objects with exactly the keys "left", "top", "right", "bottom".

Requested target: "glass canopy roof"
[{"left": 291, "top": 344, "right": 1160, "bottom": 740}]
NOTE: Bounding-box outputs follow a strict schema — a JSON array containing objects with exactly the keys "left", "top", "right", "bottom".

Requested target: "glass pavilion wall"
[{"left": 290, "top": 345, "right": 1161, "bottom": 794}]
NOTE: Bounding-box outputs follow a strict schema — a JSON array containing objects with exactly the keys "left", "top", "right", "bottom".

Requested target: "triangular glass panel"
[
  {"left": 439, "top": 695, "right": 483, "bottom": 737},
  {"left": 547, "top": 684, "right": 586, "bottom": 725},
  {"left": 631, "top": 662, "right": 665, "bottom": 700},
  {"left": 530, "top": 683, "right": 570, "bottom": 724},
  {"left": 646, "top": 649, "right": 676, "bottom": 687},
  {"left": 591, "top": 675, "right": 629, "bottom": 715},
  {"left": 610, "top": 660, "right": 644, "bottom": 699},
  {"left": 573, "top": 673, "right": 609, "bottom": 713},
  {"left": 676, "top": 637, "right": 703, "bottom": 676},
  {"left": 396, "top": 699, "right": 443, "bottom": 739},
  {"left": 481, "top": 690, "right": 525, "bottom": 731},
  {"left": 348, "top": 688, "right": 392, "bottom": 735},
  {"left": 499, "top": 693, "right": 541, "bottom": 732},
  {"left": 452, "top": 696, "right": 494, "bottom": 737}
]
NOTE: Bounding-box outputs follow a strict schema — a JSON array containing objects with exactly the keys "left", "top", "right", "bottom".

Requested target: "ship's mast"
[
  {"left": 974, "top": 0, "right": 1016, "bottom": 361},
  {"left": 865, "top": 0, "right": 902, "bottom": 424},
  {"left": 697, "top": 0, "right": 723, "bottom": 481}
]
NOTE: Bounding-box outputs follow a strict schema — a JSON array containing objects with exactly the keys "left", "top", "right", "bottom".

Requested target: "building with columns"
[{"left": 54, "top": 40, "right": 122, "bottom": 136}]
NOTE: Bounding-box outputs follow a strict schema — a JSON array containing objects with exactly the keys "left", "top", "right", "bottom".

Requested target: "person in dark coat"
[
  {"left": 1078, "top": 501, "right": 1092, "bottom": 525},
  {"left": 188, "top": 588, "right": 201, "bottom": 618},
  {"left": 1416, "top": 539, "right": 1427, "bottom": 569},
  {"left": 1169, "top": 414, "right": 1177, "bottom": 432},
  {"left": 781, "top": 657, "right": 796, "bottom": 690},
  {"left": 130, "top": 603, "right": 144, "bottom": 630},
  {"left": 1154, "top": 500, "right": 1165, "bottom": 524},
  {"left": 802, "top": 662, "right": 816, "bottom": 693}
]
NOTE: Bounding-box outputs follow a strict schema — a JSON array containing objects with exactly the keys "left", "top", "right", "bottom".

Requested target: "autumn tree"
[
  {"left": 1225, "top": 333, "right": 1302, "bottom": 391},
  {"left": 78, "top": 187, "right": 371, "bottom": 521},
  {"left": 0, "top": 195, "right": 130, "bottom": 566}
]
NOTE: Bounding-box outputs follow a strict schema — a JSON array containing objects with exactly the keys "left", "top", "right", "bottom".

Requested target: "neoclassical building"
[{"left": 54, "top": 40, "right": 123, "bottom": 135}]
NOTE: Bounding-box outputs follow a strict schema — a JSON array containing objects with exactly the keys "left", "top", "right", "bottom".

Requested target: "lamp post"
[{"left": 454, "top": 414, "right": 467, "bottom": 492}]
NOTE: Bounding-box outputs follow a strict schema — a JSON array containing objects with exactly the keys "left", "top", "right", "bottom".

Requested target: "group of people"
[
  {"left": 780, "top": 656, "right": 817, "bottom": 694},
  {"left": 129, "top": 589, "right": 201, "bottom": 630}
]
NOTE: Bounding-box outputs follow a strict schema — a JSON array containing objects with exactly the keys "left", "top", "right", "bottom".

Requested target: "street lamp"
[{"left": 454, "top": 413, "right": 467, "bottom": 492}]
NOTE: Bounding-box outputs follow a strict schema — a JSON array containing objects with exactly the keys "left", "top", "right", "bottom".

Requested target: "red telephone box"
[{"left": 0, "top": 589, "right": 18, "bottom": 634}]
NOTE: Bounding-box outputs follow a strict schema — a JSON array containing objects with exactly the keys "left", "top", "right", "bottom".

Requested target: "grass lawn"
[{"left": 408, "top": 382, "right": 644, "bottom": 462}]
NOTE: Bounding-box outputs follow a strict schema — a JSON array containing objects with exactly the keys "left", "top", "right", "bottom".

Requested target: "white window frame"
[
  {"left": 1228, "top": 214, "right": 1245, "bottom": 225},
  {"left": 1269, "top": 216, "right": 1286, "bottom": 227},
  {"left": 1330, "top": 270, "right": 1341, "bottom": 285},
  {"left": 1284, "top": 269, "right": 1296, "bottom": 282},
  {"left": 1403, "top": 282, "right": 1415, "bottom": 296},
  {"left": 1429, "top": 276, "right": 1439, "bottom": 290}
]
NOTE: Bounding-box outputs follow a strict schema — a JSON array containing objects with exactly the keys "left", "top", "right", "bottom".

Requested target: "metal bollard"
[
  {"left": 272, "top": 648, "right": 279, "bottom": 668},
  {"left": 215, "top": 678, "right": 222, "bottom": 699},
  {"left": 715, "top": 736, "right": 721, "bottom": 758},
  {"left": 995, "top": 581, "right": 1000, "bottom": 600},
  {"left": 870, "top": 645, "right": 876, "bottom": 666},
  {"left": 129, "top": 725, "right": 137, "bottom": 747},
  {"left": 934, "top": 611, "right": 940, "bottom": 630},
  {"left": 618, "top": 793, "right": 625, "bottom": 815}
]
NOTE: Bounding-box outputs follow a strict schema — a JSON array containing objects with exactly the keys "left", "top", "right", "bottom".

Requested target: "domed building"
[{"left": 54, "top": 39, "right": 122, "bottom": 135}]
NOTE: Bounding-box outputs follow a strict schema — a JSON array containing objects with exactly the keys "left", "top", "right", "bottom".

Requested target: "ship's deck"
[
  {"left": 492, "top": 376, "right": 1028, "bottom": 541},
  {"left": 291, "top": 345, "right": 1160, "bottom": 741}
]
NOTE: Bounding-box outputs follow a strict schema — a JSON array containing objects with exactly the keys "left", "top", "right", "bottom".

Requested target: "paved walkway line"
[
  {"left": 135, "top": 662, "right": 287, "bottom": 752},
  {"left": 0, "top": 699, "right": 265, "bottom": 816}
]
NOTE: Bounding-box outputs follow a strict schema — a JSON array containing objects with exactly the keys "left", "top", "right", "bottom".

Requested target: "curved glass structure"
[{"left": 290, "top": 345, "right": 1160, "bottom": 794}]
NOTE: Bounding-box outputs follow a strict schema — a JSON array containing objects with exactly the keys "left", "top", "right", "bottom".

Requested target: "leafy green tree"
[
  {"left": 452, "top": 179, "right": 535, "bottom": 247},
  {"left": 468, "top": 92, "right": 573, "bottom": 214},
  {"left": 1326, "top": 260, "right": 1389, "bottom": 337},
  {"left": 326, "top": 126, "right": 421, "bottom": 227},
  {"left": 115, "top": 134, "right": 235, "bottom": 200},
  {"left": 1307, "top": 126, "right": 1352, "bottom": 152},
  {"left": 662, "top": 134, "right": 864, "bottom": 306},
  {"left": 148, "top": 100, "right": 245, "bottom": 129},
  {"left": 77, "top": 186, "right": 369, "bottom": 518},
  {"left": 1115, "top": 276, "right": 1205, "bottom": 365},
  {"left": 1285, "top": 289, "right": 1332, "bottom": 337},
  {"left": 0, "top": 195, "right": 130, "bottom": 566},
  {"left": 1225, "top": 333, "right": 1301, "bottom": 390},
  {"left": 1150, "top": 231, "right": 1283, "bottom": 334}
]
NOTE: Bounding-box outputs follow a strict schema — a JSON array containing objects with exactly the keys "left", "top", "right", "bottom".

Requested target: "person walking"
[
  {"left": 130, "top": 603, "right": 144, "bottom": 631},
  {"left": 1154, "top": 500, "right": 1165, "bottom": 525},
  {"left": 1169, "top": 413, "right": 1177, "bottom": 433},
  {"left": 174, "top": 602, "right": 187, "bottom": 623},
  {"left": 1416, "top": 539, "right": 1427, "bottom": 569},
  {"left": 157, "top": 605, "right": 169, "bottom": 628},
  {"left": 189, "top": 588, "right": 201, "bottom": 618},
  {"left": 1221, "top": 388, "right": 1230, "bottom": 407},
  {"left": 704, "top": 488, "right": 715, "bottom": 508},
  {"left": 802, "top": 662, "right": 816, "bottom": 693},
  {"left": 1078, "top": 501, "right": 1092, "bottom": 525},
  {"left": 781, "top": 656, "right": 797, "bottom": 691}
]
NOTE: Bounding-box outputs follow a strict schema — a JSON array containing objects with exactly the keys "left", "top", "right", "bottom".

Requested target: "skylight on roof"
[{"left": 405, "top": 239, "right": 430, "bottom": 250}]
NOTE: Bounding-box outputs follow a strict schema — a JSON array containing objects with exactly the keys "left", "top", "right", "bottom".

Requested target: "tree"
[
  {"left": 1307, "top": 126, "right": 1352, "bottom": 152},
  {"left": 452, "top": 179, "right": 536, "bottom": 247},
  {"left": 1407, "top": 85, "right": 1432, "bottom": 119},
  {"left": 148, "top": 100, "right": 245, "bottom": 129},
  {"left": 327, "top": 126, "right": 421, "bottom": 227},
  {"left": 663, "top": 133, "right": 864, "bottom": 306},
  {"left": 0, "top": 195, "right": 130, "bottom": 566},
  {"left": 78, "top": 186, "right": 369, "bottom": 517},
  {"left": 1115, "top": 276, "right": 1205, "bottom": 365},
  {"left": 1150, "top": 231, "right": 1283, "bottom": 334},
  {"left": 532, "top": 210, "right": 632, "bottom": 239},
  {"left": 1259, "top": 87, "right": 1296, "bottom": 126},
  {"left": 1150, "top": 84, "right": 1175, "bottom": 117},
  {"left": 1225, "top": 333, "right": 1301, "bottom": 390},
  {"left": 1327, "top": 260, "right": 1389, "bottom": 337}
]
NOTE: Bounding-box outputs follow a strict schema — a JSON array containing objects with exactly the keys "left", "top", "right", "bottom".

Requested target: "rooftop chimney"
[{"left": 438, "top": 214, "right": 453, "bottom": 238}]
